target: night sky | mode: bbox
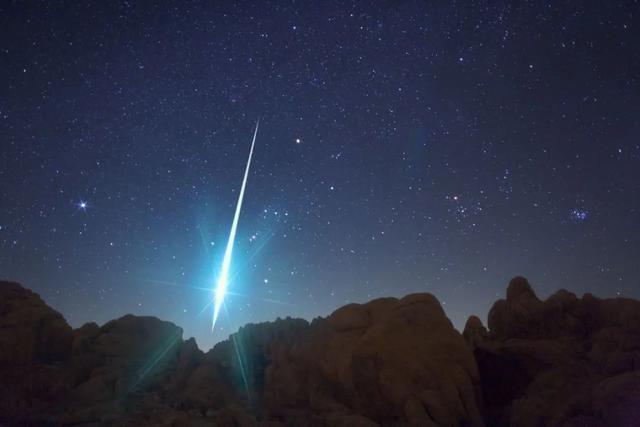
[1,1,639,350]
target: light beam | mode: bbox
[212,120,259,330]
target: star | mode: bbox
[2,0,637,353]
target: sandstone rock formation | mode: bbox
[0,281,73,366]
[0,281,73,423]
[464,276,640,427]
[2,277,640,426]
[214,294,484,426]
[298,294,482,426]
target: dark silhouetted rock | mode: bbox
[0,280,73,365]
[4,277,640,426]
[463,315,488,350]
[64,314,185,424]
[473,277,640,427]
[0,281,74,423]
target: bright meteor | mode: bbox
[212,120,260,330]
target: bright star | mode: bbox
[78,201,88,211]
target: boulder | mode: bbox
[264,293,485,426]
[0,281,73,423]
[65,314,184,423]
[463,315,488,350]
[0,280,73,365]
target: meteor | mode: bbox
[212,120,259,330]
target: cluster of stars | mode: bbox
[570,209,588,222]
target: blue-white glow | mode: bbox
[570,208,588,222]
[212,120,260,330]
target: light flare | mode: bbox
[212,120,260,330]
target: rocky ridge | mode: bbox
[1,277,639,426]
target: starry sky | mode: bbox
[1,1,639,350]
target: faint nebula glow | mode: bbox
[212,120,260,330]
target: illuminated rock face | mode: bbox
[3,277,640,426]
[260,294,484,426]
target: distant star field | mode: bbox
[1,1,639,349]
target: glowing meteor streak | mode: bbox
[212,120,259,330]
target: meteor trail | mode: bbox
[212,120,259,330]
